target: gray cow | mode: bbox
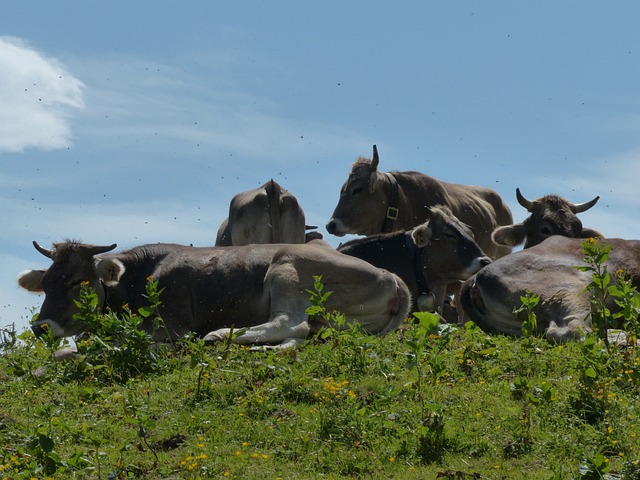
[459,236,640,342]
[216,179,319,246]
[18,239,411,349]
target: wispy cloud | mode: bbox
[0,36,85,153]
[74,55,366,163]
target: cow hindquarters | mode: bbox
[376,274,412,335]
[323,272,411,336]
[203,261,311,348]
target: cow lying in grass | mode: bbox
[18,239,411,350]
[460,236,640,342]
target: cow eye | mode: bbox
[443,228,457,240]
[540,226,552,236]
[351,187,363,196]
[67,279,84,289]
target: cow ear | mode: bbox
[580,228,604,240]
[95,258,125,286]
[411,221,433,248]
[492,224,526,247]
[17,269,46,292]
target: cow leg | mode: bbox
[202,311,310,347]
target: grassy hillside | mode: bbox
[1,310,639,479]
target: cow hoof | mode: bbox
[202,332,224,344]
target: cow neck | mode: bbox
[381,172,399,233]
[403,232,431,300]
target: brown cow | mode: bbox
[460,236,640,342]
[491,188,602,249]
[216,179,319,246]
[326,145,513,260]
[18,239,410,349]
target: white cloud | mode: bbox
[0,36,85,152]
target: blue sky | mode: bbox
[2,2,640,332]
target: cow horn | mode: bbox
[32,241,53,259]
[371,144,379,171]
[515,188,534,211]
[88,244,118,256]
[571,195,600,213]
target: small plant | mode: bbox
[70,280,171,383]
[404,311,451,463]
[405,311,446,392]
[0,323,19,354]
[578,239,615,345]
[508,375,556,457]
[185,335,214,401]
[572,334,610,424]
[306,275,345,335]
[609,269,640,345]
[306,275,372,374]
[579,448,610,479]
[513,290,540,341]
[138,277,168,336]
[19,403,91,477]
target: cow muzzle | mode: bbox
[31,319,66,339]
[326,219,346,236]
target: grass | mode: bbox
[2,318,640,479]
[1,240,640,479]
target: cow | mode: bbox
[216,179,320,246]
[337,205,491,316]
[326,145,513,261]
[18,239,411,349]
[491,188,602,249]
[459,236,640,342]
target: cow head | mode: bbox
[18,240,122,338]
[411,205,492,285]
[326,145,389,236]
[491,188,602,249]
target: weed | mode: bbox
[69,281,171,384]
[404,311,452,463]
[513,290,540,341]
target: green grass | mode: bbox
[2,318,640,479]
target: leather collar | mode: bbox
[381,172,399,233]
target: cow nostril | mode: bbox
[480,257,492,267]
[326,221,336,234]
[31,323,46,338]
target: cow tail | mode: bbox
[266,179,282,243]
[379,274,412,336]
